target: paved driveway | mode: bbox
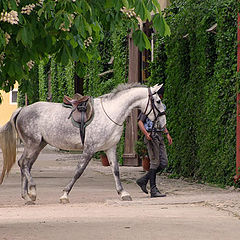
[0,147,240,240]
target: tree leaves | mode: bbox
[122,0,129,9]
[152,0,162,13]
[153,14,171,37]
[75,15,87,38]
[133,30,151,51]
[0,0,170,90]
[105,0,115,9]
[0,30,5,48]
[135,0,147,21]
[16,25,34,47]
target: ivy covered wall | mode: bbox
[18,64,39,106]
[83,23,129,164]
[38,58,75,102]
[150,0,239,186]
[18,58,75,105]
[83,24,129,97]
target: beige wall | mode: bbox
[159,0,170,10]
[0,83,18,126]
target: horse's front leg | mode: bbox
[60,150,94,204]
[106,146,132,201]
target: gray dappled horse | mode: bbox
[0,83,166,204]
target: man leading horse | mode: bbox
[136,85,172,198]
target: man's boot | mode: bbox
[136,172,150,194]
[149,169,166,198]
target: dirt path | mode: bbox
[0,147,240,240]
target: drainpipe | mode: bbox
[234,12,240,182]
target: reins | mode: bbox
[100,98,123,127]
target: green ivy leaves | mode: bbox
[153,0,239,186]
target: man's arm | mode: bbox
[138,120,152,141]
[163,127,172,145]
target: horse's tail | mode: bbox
[0,108,22,184]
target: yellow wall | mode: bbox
[0,83,18,126]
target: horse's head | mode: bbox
[142,84,166,129]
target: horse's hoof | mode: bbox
[28,194,36,202]
[59,197,70,204]
[121,195,132,201]
[120,192,132,201]
[60,191,70,204]
[25,201,35,205]
[23,194,36,203]
[28,186,37,201]
[120,190,132,201]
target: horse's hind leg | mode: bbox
[19,163,30,202]
[60,150,94,204]
[18,143,46,203]
[18,151,39,203]
[106,146,132,201]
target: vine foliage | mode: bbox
[149,0,239,186]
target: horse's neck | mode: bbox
[104,87,147,124]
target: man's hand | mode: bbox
[166,133,173,145]
[145,132,152,141]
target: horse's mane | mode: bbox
[101,83,147,100]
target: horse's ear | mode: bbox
[151,84,163,94]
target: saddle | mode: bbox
[63,93,94,145]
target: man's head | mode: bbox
[157,85,164,99]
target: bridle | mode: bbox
[100,87,165,128]
[143,88,166,131]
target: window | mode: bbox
[10,89,18,104]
